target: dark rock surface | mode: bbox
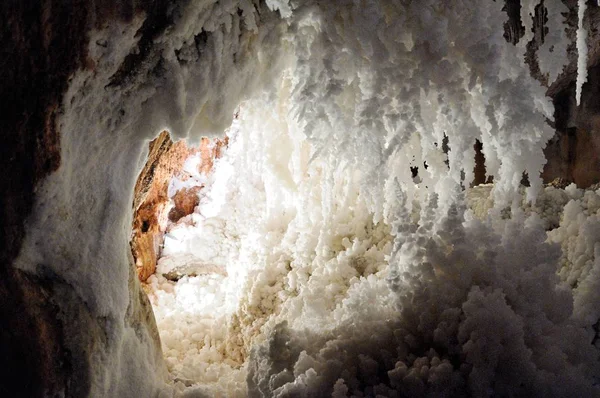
[1,1,89,395]
[0,1,171,396]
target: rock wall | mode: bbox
[1,2,93,395]
[131,131,197,281]
[472,1,600,188]
[131,133,229,282]
[540,1,600,188]
[0,1,172,396]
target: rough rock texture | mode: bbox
[199,135,229,175]
[0,272,68,397]
[131,132,228,281]
[503,0,525,45]
[131,131,198,281]
[471,2,600,188]
[168,186,202,222]
[1,1,90,395]
[540,1,600,188]
[545,61,600,187]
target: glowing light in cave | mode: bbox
[134,2,599,396]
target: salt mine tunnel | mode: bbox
[3,0,600,397]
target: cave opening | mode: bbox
[131,124,243,387]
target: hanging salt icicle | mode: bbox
[538,1,569,85]
[576,0,588,106]
[519,0,537,47]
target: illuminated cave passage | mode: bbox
[4,1,600,397]
[131,130,240,388]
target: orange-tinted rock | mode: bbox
[134,231,163,282]
[131,132,228,281]
[131,131,199,281]
[199,137,214,175]
[168,186,202,222]
[215,136,229,158]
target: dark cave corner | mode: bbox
[0,1,172,396]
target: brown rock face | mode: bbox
[169,186,202,222]
[131,132,229,281]
[199,135,229,174]
[131,131,198,281]
[479,1,600,189]
[0,269,68,397]
[572,116,600,187]
[544,62,600,188]
[526,1,600,188]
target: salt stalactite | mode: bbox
[576,0,588,105]
[519,0,538,46]
[537,1,570,84]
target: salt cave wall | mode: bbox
[0,2,142,396]
[0,0,286,396]
[1,0,600,397]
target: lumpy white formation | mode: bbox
[150,113,600,396]
[14,1,598,396]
